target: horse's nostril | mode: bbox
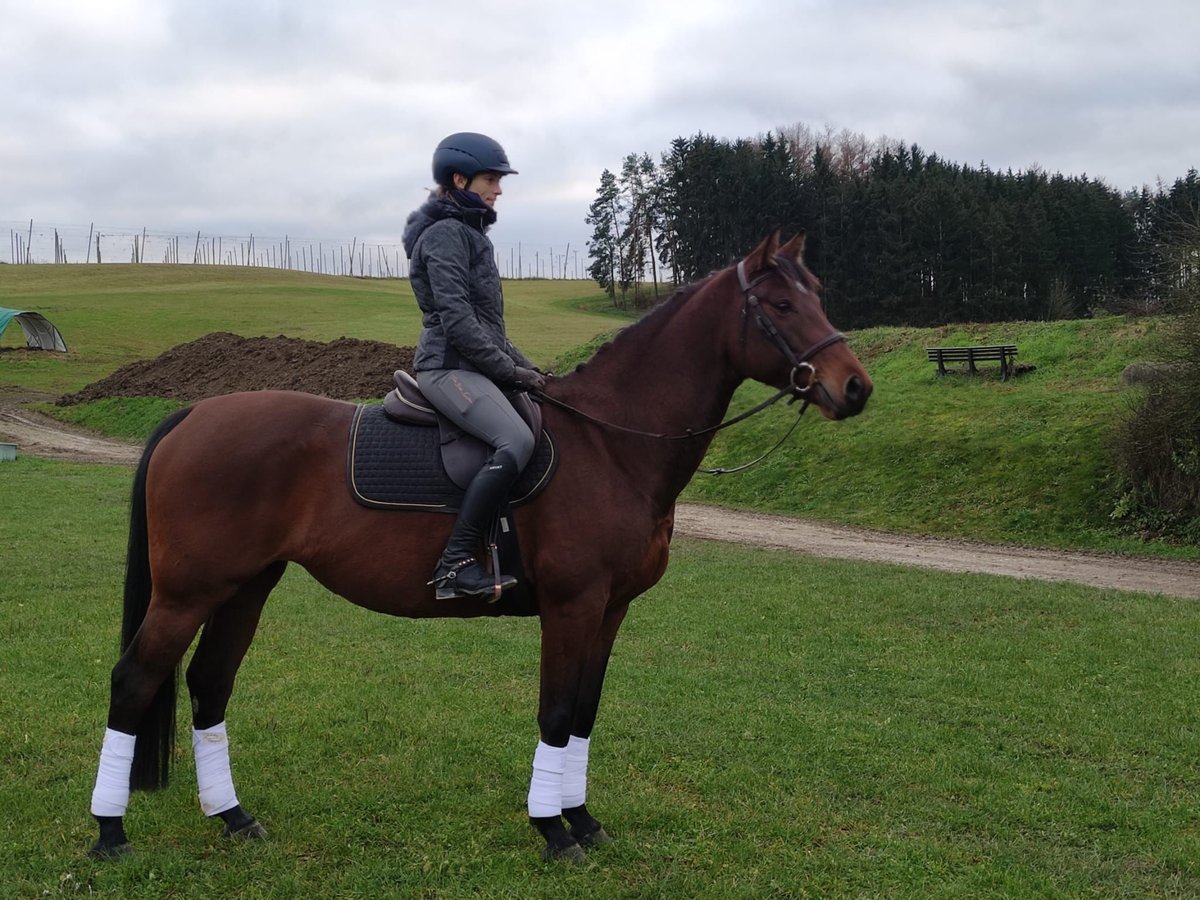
[845,374,869,407]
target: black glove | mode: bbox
[510,366,546,392]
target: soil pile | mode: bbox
[58,332,415,405]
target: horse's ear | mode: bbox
[779,231,807,262]
[750,230,782,270]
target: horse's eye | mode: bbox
[773,300,792,312]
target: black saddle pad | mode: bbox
[347,404,557,512]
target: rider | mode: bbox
[402,132,545,600]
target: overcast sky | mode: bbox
[3,0,1198,269]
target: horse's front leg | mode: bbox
[558,601,629,849]
[527,597,631,860]
[527,598,611,862]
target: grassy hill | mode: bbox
[0,264,622,395]
[681,318,1183,554]
[1,264,1188,556]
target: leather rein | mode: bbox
[535,255,847,475]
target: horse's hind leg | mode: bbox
[91,601,213,857]
[185,562,285,841]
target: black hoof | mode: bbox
[89,815,130,859]
[574,825,611,848]
[542,841,586,864]
[87,839,132,860]
[224,819,267,840]
[217,804,268,840]
[530,814,585,864]
[563,804,611,848]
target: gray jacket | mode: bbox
[402,193,532,384]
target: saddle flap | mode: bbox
[378,371,547,490]
[348,404,558,508]
[384,370,438,426]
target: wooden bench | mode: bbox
[926,345,1018,381]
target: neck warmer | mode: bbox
[450,188,497,230]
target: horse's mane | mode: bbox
[562,253,824,378]
[564,276,712,375]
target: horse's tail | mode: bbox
[125,406,193,793]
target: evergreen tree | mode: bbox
[595,123,1184,327]
[585,169,621,302]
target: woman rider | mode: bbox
[402,132,546,600]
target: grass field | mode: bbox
[4,264,1190,557]
[3,267,1199,895]
[2,455,1199,897]
[0,265,623,396]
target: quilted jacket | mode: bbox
[402,193,532,384]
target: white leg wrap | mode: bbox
[91,728,136,817]
[562,735,590,808]
[193,721,239,816]
[526,740,567,818]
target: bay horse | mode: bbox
[88,231,872,862]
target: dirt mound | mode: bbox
[58,332,415,405]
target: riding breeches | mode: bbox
[414,368,535,470]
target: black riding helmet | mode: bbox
[432,132,518,188]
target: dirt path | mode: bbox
[0,399,141,465]
[673,506,1200,599]
[4,399,1198,599]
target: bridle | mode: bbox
[534,254,849,474]
[735,256,847,399]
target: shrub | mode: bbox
[1111,225,1200,539]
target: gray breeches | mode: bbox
[415,368,535,470]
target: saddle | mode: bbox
[344,373,553,617]
[346,372,556,513]
[382,370,544,489]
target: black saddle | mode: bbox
[347,372,556,513]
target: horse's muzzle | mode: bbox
[820,372,872,420]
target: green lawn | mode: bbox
[1,455,1198,897]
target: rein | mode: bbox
[534,254,847,475]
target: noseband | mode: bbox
[736,257,847,396]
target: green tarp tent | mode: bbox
[0,307,68,351]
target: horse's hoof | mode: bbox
[542,841,586,864]
[573,825,612,848]
[223,819,267,840]
[563,805,611,849]
[87,840,132,860]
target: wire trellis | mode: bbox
[4,220,589,280]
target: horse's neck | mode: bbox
[552,279,741,510]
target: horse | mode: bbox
[88,230,872,862]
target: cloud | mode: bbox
[2,0,1198,266]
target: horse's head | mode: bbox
[729,231,872,420]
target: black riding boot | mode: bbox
[430,452,520,600]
